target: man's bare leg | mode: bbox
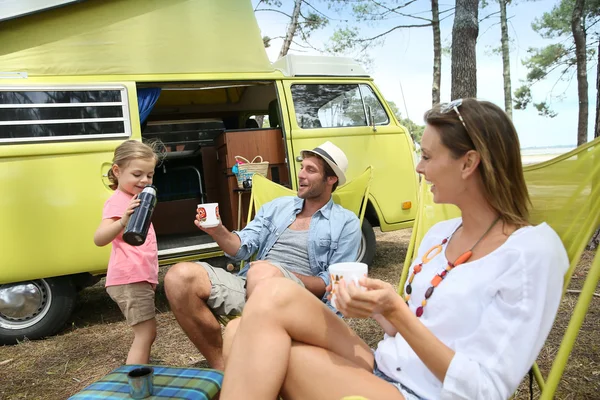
[245,261,285,297]
[164,262,225,370]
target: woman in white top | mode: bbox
[219,99,569,400]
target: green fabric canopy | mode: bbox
[0,0,274,77]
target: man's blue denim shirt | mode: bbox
[226,196,361,302]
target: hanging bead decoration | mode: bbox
[403,217,500,318]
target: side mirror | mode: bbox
[368,106,377,132]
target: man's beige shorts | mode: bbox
[198,261,304,317]
[106,282,155,326]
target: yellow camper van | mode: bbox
[0,0,418,343]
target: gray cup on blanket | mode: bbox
[127,367,154,399]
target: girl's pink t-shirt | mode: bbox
[102,189,159,287]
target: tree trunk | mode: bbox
[595,36,600,139]
[451,0,479,100]
[279,0,302,59]
[588,36,599,251]
[590,35,600,251]
[572,0,588,146]
[589,229,600,250]
[431,0,441,106]
[499,0,512,119]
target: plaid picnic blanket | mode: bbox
[68,365,223,399]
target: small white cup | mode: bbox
[329,262,368,310]
[197,203,220,228]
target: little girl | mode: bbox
[94,140,160,365]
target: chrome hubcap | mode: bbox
[357,231,367,262]
[0,280,51,329]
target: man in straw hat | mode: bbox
[165,141,360,370]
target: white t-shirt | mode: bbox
[374,218,568,400]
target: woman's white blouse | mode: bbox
[374,218,568,399]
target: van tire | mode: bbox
[0,276,76,345]
[357,219,376,266]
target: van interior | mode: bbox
[138,81,290,259]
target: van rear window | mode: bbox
[0,87,130,143]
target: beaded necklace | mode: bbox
[404,217,500,317]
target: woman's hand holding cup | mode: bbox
[328,262,368,314]
[334,277,401,319]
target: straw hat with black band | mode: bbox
[300,141,348,186]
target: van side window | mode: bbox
[0,87,130,143]
[290,83,388,129]
[359,84,389,125]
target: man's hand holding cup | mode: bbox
[195,203,221,233]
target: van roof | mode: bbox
[273,55,369,78]
[0,0,275,77]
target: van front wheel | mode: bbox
[357,219,376,266]
[0,276,76,345]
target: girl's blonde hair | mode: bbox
[107,140,163,190]
[424,99,531,228]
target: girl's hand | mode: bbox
[120,195,140,228]
[334,277,402,318]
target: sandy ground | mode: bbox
[0,228,598,399]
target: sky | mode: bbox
[253,0,597,148]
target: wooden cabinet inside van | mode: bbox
[214,128,289,231]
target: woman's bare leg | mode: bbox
[281,343,405,400]
[222,317,241,364]
[220,278,375,400]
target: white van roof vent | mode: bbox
[0,72,27,79]
[0,0,80,22]
[273,55,369,78]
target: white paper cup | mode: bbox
[329,262,368,310]
[197,203,220,228]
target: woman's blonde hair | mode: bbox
[107,140,163,190]
[424,98,531,227]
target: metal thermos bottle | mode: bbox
[123,185,157,246]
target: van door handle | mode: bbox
[101,162,112,176]
[101,162,113,189]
